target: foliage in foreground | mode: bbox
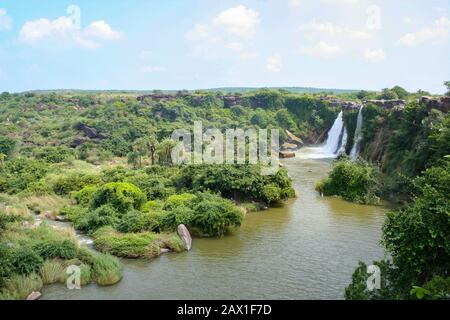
[345,162,450,300]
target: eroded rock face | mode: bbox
[419,96,450,114]
[177,224,192,251]
[365,99,406,110]
[74,123,105,140]
[319,97,360,110]
[285,130,304,147]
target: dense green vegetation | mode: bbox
[0,90,305,299]
[315,158,380,204]
[325,87,450,300]
[1,87,448,300]
[0,214,122,299]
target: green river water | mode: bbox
[43,149,388,300]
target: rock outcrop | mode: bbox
[319,97,360,110]
[419,96,450,114]
[364,99,406,110]
[74,123,105,140]
[177,224,192,251]
[285,130,304,147]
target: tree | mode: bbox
[156,139,177,166]
[0,137,15,156]
[378,88,399,100]
[391,86,409,100]
[127,151,140,169]
[444,81,450,96]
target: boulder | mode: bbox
[285,130,304,146]
[281,142,298,150]
[279,151,296,158]
[177,224,192,251]
[26,291,42,300]
[44,211,54,220]
[74,123,105,140]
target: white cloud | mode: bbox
[266,54,282,72]
[299,21,370,40]
[300,41,341,58]
[362,48,385,63]
[19,15,122,49]
[83,20,123,40]
[140,66,166,73]
[212,5,260,38]
[0,8,12,31]
[397,16,450,47]
[186,6,260,60]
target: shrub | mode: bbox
[163,193,196,211]
[9,247,44,275]
[52,173,102,196]
[0,158,49,194]
[33,239,78,260]
[115,209,160,233]
[261,184,282,204]
[190,193,244,237]
[160,206,194,231]
[73,185,97,206]
[91,182,146,213]
[33,146,76,163]
[141,200,164,213]
[316,158,380,204]
[75,204,120,234]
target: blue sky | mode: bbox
[0,0,449,93]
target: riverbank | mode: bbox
[41,155,388,300]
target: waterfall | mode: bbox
[337,127,348,155]
[350,105,364,160]
[296,110,347,159]
[324,111,345,154]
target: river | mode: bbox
[42,150,388,300]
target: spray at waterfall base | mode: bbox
[170,121,280,175]
[297,107,364,160]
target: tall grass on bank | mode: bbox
[77,246,122,286]
[0,273,43,300]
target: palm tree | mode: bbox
[156,139,177,166]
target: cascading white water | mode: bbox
[297,110,347,159]
[350,105,364,160]
[324,111,345,154]
[337,127,348,155]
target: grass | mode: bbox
[23,195,70,217]
[93,226,185,258]
[39,259,66,285]
[0,273,43,300]
[77,246,122,286]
